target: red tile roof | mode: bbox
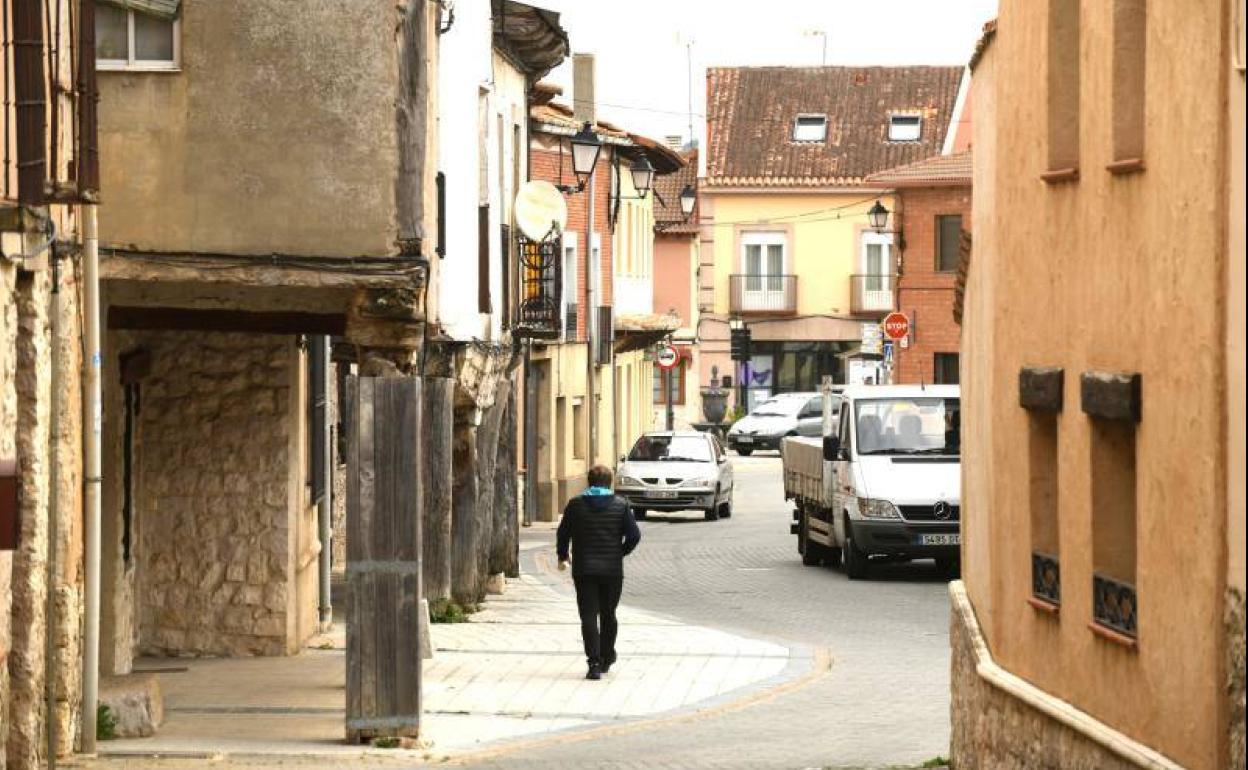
[705,65,964,188]
[654,149,698,234]
[969,19,998,72]
[865,150,972,187]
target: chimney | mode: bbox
[665,134,684,151]
[573,53,595,125]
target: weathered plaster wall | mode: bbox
[959,2,1232,767]
[96,0,401,257]
[134,332,300,657]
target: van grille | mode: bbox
[899,504,960,522]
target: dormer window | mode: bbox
[888,114,922,142]
[793,114,828,142]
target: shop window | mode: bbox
[1046,0,1081,176]
[1110,0,1146,168]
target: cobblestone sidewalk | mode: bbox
[85,541,814,766]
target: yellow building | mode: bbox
[700,66,967,410]
[954,4,1245,768]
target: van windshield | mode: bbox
[853,397,960,456]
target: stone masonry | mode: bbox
[950,586,1139,770]
[135,331,295,657]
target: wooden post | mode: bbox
[490,389,520,578]
[345,376,423,743]
[473,389,507,596]
[421,377,454,603]
[450,417,480,606]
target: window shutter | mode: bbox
[478,205,491,313]
[500,224,512,328]
[595,306,613,365]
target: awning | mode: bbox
[98,0,181,21]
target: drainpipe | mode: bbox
[80,204,102,754]
[46,232,63,769]
[313,336,332,629]
[586,163,597,465]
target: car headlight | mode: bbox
[681,477,714,488]
[618,475,643,487]
[857,497,901,519]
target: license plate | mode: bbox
[918,533,960,546]
[647,490,679,499]
[737,436,753,444]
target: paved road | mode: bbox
[464,452,954,770]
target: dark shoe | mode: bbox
[602,654,617,674]
[586,663,603,680]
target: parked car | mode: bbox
[781,384,961,579]
[616,431,734,521]
[726,391,838,455]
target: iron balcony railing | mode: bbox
[729,274,798,314]
[850,273,898,314]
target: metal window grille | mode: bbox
[515,231,562,340]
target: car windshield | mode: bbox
[751,399,804,417]
[853,397,960,456]
[628,435,713,462]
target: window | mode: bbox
[793,114,828,142]
[1090,420,1137,639]
[853,397,959,456]
[96,4,179,71]
[562,232,579,339]
[652,360,686,406]
[1111,0,1146,165]
[741,232,785,291]
[572,400,586,460]
[934,353,960,385]
[1046,0,1081,174]
[1029,411,1061,608]
[888,115,922,142]
[478,205,491,313]
[628,434,713,462]
[936,215,963,272]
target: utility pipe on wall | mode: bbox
[80,204,102,754]
[46,237,62,769]
[314,336,333,629]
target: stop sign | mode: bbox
[656,345,680,370]
[881,312,910,341]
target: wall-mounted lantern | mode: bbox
[556,121,603,195]
[629,155,655,199]
[868,200,890,231]
[679,185,696,220]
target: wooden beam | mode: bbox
[108,306,346,335]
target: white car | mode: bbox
[726,391,840,455]
[615,431,734,521]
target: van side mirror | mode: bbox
[822,435,841,462]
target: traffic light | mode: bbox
[730,327,752,361]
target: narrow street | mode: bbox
[464,453,953,770]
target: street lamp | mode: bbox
[629,155,656,198]
[557,121,602,194]
[679,184,696,220]
[867,200,890,231]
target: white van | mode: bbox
[785,384,960,579]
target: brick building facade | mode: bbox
[867,152,971,385]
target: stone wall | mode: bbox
[950,585,1147,770]
[135,331,296,657]
[1229,587,1246,770]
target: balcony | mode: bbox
[729,274,798,315]
[850,274,897,315]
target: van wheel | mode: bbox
[842,519,868,580]
[823,543,842,568]
[935,555,960,579]
[800,518,822,566]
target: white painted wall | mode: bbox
[612,165,655,316]
[436,7,528,342]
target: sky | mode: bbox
[537,0,999,146]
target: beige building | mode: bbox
[2,1,95,764]
[954,3,1245,769]
[652,147,703,428]
[93,0,437,688]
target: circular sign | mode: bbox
[881,312,910,341]
[514,180,568,241]
[656,345,680,370]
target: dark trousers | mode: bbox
[573,574,624,666]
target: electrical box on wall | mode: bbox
[1,458,19,550]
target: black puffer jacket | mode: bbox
[556,494,641,577]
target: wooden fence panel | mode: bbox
[345,376,422,742]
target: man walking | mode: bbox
[556,464,642,680]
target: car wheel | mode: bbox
[842,518,868,580]
[734,447,753,456]
[718,500,732,519]
[704,506,719,522]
